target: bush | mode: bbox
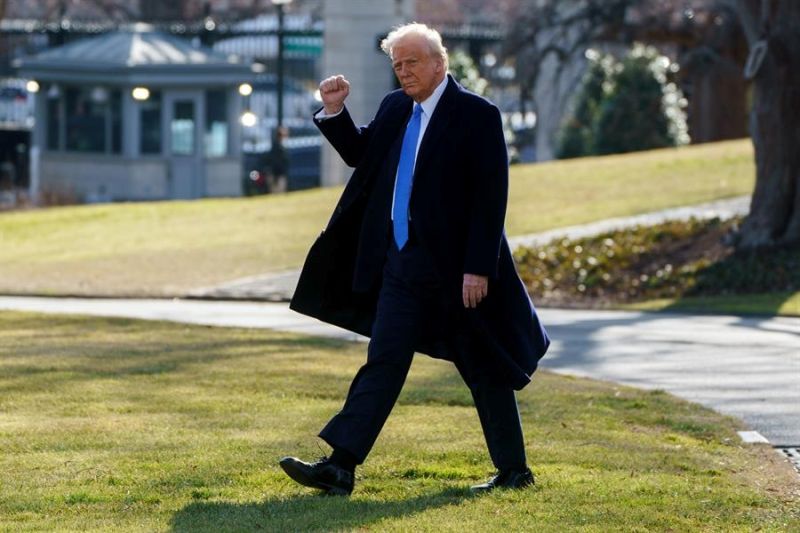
[557,44,689,159]
[448,49,489,97]
[556,52,611,159]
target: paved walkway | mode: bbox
[188,196,751,302]
[1,296,797,446]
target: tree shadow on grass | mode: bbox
[0,328,358,395]
[662,243,800,317]
[663,291,799,317]
[170,487,470,532]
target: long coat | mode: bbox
[290,75,550,390]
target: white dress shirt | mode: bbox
[392,76,448,219]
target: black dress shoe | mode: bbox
[279,456,354,496]
[470,468,535,493]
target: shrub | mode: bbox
[557,44,689,159]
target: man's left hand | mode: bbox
[463,274,488,308]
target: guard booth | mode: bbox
[15,23,254,201]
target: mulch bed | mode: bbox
[514,217,799,308]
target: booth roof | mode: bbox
[16,24,253,84]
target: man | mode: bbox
[267,126,289,193]
[281,23,550,496]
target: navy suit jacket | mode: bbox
[291,74,550,389]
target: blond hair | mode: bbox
[380,22,448,70]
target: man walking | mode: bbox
[282,23,550,495]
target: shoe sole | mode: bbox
[279,459,351,496]
[470,477,535,494]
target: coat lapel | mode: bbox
[381,96,413,152]
[413,74,459,179]
[340,93,410,212]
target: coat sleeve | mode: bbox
[313,106,370,167]
[463,103,508,279]
[313,93,396,168]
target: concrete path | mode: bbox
[1,296,797,446]
[189,196,751,302]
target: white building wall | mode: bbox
[320,0,414,186]
[40,154,168,201]
[127,160,170,198]
[39,154,241,201]
[205,157,242,197]
[122,91,138,158]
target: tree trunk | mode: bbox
[685,61,749,143]
[682,13,751,144]
[738,0,800,248]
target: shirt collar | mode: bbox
[417,75,449,118]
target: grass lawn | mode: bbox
[1,312,797,531]
[624,292,800,317]
[0,139,754,297]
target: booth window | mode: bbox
[46,88,61,150]
[110,90,122,154]
[171,100,195,155]
[205,89,228,157]
[140,91,162,154]
[64,86,121,154]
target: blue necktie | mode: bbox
[393,104,423,250]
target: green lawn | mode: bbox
[626,292,800,317]
[0,139,754,297]
[504,139,753,236]
[1,312,797,532]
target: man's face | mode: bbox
[391,36,445,103]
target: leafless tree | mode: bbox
[508,0,799,248]
[504,0,749,143]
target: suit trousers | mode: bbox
[318,239,527,470]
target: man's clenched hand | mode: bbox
[319,75,350,115]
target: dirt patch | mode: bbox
[742,445,800,510]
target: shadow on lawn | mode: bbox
[662,244,800,317]
[170,488,470,532]
[664,291,799,317]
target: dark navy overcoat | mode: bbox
[290,75,549,390]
